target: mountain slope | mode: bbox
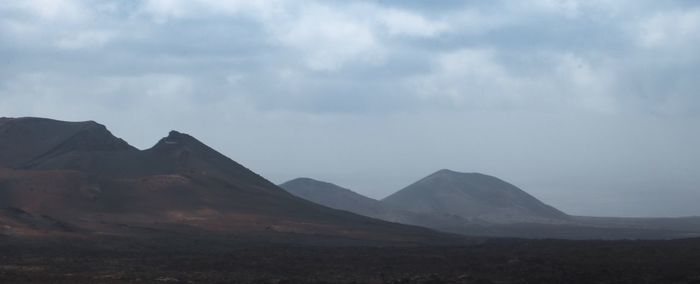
[0,117,457,244]
[383,169,568,224]
[279,177,474,232]
[281,178,387,218]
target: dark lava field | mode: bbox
[2,236,700,284]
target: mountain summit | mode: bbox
[0,117,135,169]
[382,169,568,223]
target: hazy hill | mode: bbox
[281,178,387,218]
[383,169,568,224]
[282,171,700,239]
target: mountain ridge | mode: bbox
[0,117,135,169]
[0,117,460,244]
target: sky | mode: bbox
[1,0,699,217]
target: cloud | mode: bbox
[56,29,118,49]
[410,48,525,108]
[269,4,384,72]
[380,8,448,37]
[2,0,89,21]
[0,72,195,110]
[638,8,700,49]
[139,0,280,20]
[2,0,700,216]
[529,0,583,18]
[1,0,696,115]
[408,48,616,113]
[137,0,448,71]
[553,53,617,113]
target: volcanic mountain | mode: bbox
[282,171,700,239]
[383,169,568,224]
[0,117,453,244]
[281,178,387,218]
[280,178,457,231]
[280,173,572,235]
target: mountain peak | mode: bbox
[146,130,281,189]
[0,117,135,168]
[435,169,457,174]
[431,169,490,178]
[429,170,500,185]
[282,178,343,192]
[433,169,466,176]
[166,130,193,141]
[383,170,568,222]
[285,177,330,186]
[153,130,202,149]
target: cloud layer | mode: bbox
[1,0,699,217]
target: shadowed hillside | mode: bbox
[0,117,461,244]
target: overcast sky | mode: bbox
[1,0,699,217]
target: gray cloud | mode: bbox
[1,0,699,217]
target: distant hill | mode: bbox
[280,178,436,225]
[281,178,387,218]
[0,117,457,244]
[383,169,568,224]
[282,171,700,239]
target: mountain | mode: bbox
[0,117,456,244]
[282,171,700,239]
[383,169,568,224]
[280,178,389,217]
[280,173,576,237]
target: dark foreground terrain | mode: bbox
[2,236,700,284]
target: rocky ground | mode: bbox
[1,236,700,283]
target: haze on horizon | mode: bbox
[0,0,698,218]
